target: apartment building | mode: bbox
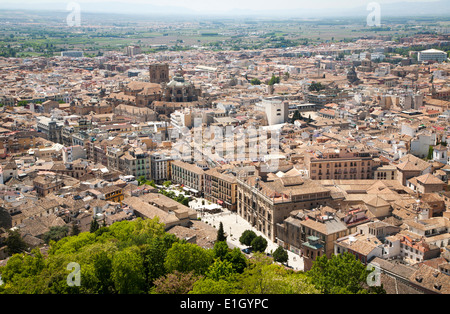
[396,154,432,186]
[62,145,86,163]
[403,217,450,249]
[97,185,124,204]
[417,49,448,63]
[70,97,113,116]
[407,173,446,194]
[277,205,348,267]
[33,175,64,197]
[382,233,441,264]
[204,169,238,211]
[170,160,205,195]
[237,175,333,242]
[0,131,39,154]
[374,165,398,180]
[260,99,289,126]
[119,148,151,180]
[334,233,385,266]
[107,146,125,171]
[36,116,63,144]
[150,151,172,183]
[125,45,141,57]
[49,160,88,180]
[170,108,193,130]
[306,147,378,180]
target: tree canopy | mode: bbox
[250,236,268,253]
[239,229,257,247]
[307,252,385,294]
[272,246,289,264]
[0,218,384,295]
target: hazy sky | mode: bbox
[2,0,443,13]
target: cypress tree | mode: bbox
[71,223,81,236]
[90,217,99,233]
[217,222,227,242]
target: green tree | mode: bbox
[138,176,146,186]
[309,82,325,92]
[239,230,257,247]
[268,74,280,85]
[181,197,190,207]
[250,236,268,253]
[92,250,114,294]
[112,246,146,294]
[141,234,178,288]
[427,146,434,160]
[43,226,69,244]
[205,258,236,281]
[71,223,81,236]
[213,241,229,261]
[5,229,28,255]
[250,78,261,85]
[189,277,239,294]
[225,248,247,274]
[272,246,288,263]
[90,217,99,233]
[152,270,199,294]
[237,253,318,294]
[164,242,214,276]
[217,222,227,242]
[0,219,171,294]
[307,252,384,294]
[0,249,46,293]
[163,181,172,188]
[291,110,302,123]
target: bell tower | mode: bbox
[149,63,169,84]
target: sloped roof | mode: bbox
[416,173,445,185]
[399,154,430,172]
[409,264,450,294]
[397,161,421,172]
[365,195,390,207]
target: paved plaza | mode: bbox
[190,198,304,271]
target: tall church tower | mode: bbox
[149,63,170,84]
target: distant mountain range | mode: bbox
[0,0,449,18]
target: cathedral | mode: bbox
[347,66,360,85]
[161,70,201,103]
[108,63,202,109]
